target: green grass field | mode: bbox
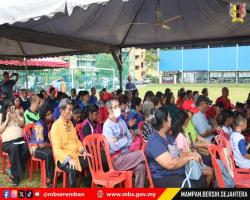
[138,83,250,104]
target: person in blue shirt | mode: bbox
[89,87,97,105]
[70,88,80,106]
[146,107,207,188]
[118,94,136,129]
[125,75,137,91]
[127,97,143,130]
[230,114,250,168]
[29,104,54,188]
[46,87,58,109]
[52,92,68,120]
[103,98,146,188]
[77,90,90,111]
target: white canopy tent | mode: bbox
[0,0,249,88]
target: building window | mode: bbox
[135,55,140,60]
[135,65,139,70]
[141,62,144,69]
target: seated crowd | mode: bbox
[1,76,250,188]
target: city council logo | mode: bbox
[230,3,247,23]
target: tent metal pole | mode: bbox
[181,46,184,83]
[207,45,210,84]
[71,67,74,88]
[24,57,28,89]
[236,43,239,84]
[112,49,123,89]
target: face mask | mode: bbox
[113,108,121,118]
[125,106,130,113]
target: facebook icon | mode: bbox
[2,190,10,198]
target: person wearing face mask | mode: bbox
[146,107,207,188]
[103,98,146,188]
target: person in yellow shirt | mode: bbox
[61,78,66,93]
[50,98,91,187]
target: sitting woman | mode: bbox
[141,101,155,142]
[0,101,29,186]
[29,104,55,188]
[80,105,103,141]
[164,92,179,121]
[172,110,213,187]
[14,96,24,117]
[146,107,207,188]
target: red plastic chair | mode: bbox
[141,142,154,188]
[138,121,144,132]
[215,127,230,141]
[215,135,250,175]
[208,144,226,188]
[0,138,11,173]
[2,152,11,174]
[48,133,67,188]
[75,123,83,140]
[0,137,2,157]
[209,143,250,188]
[23,123,47,188]
[82,134,132,188]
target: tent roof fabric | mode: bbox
[0,0,250,58]
[0,58,69,70]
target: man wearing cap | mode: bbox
[125,75,137,91]
[1,72,18,99]
[192,95,216,142]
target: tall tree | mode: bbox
[145,49,159,74]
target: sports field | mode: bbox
[138,83,250,105]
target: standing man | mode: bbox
[46,87,58,109]
[90,87,97,105]
[70,88,80,106]
[1,72,18,99]
[125,75,137,91]
[20,89,30,111]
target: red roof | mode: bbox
[0,57,69,70]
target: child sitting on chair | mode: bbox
[230,114,250,168]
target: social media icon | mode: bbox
[10,190,18,198]
[34,192,40,197]
[2,190,10,199]
[18,190,25,198]
[26,190,33,198]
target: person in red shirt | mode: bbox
[177,91,187,109]
[216,87,233,110]
[98,92,112,125]
[206,102,224,127]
